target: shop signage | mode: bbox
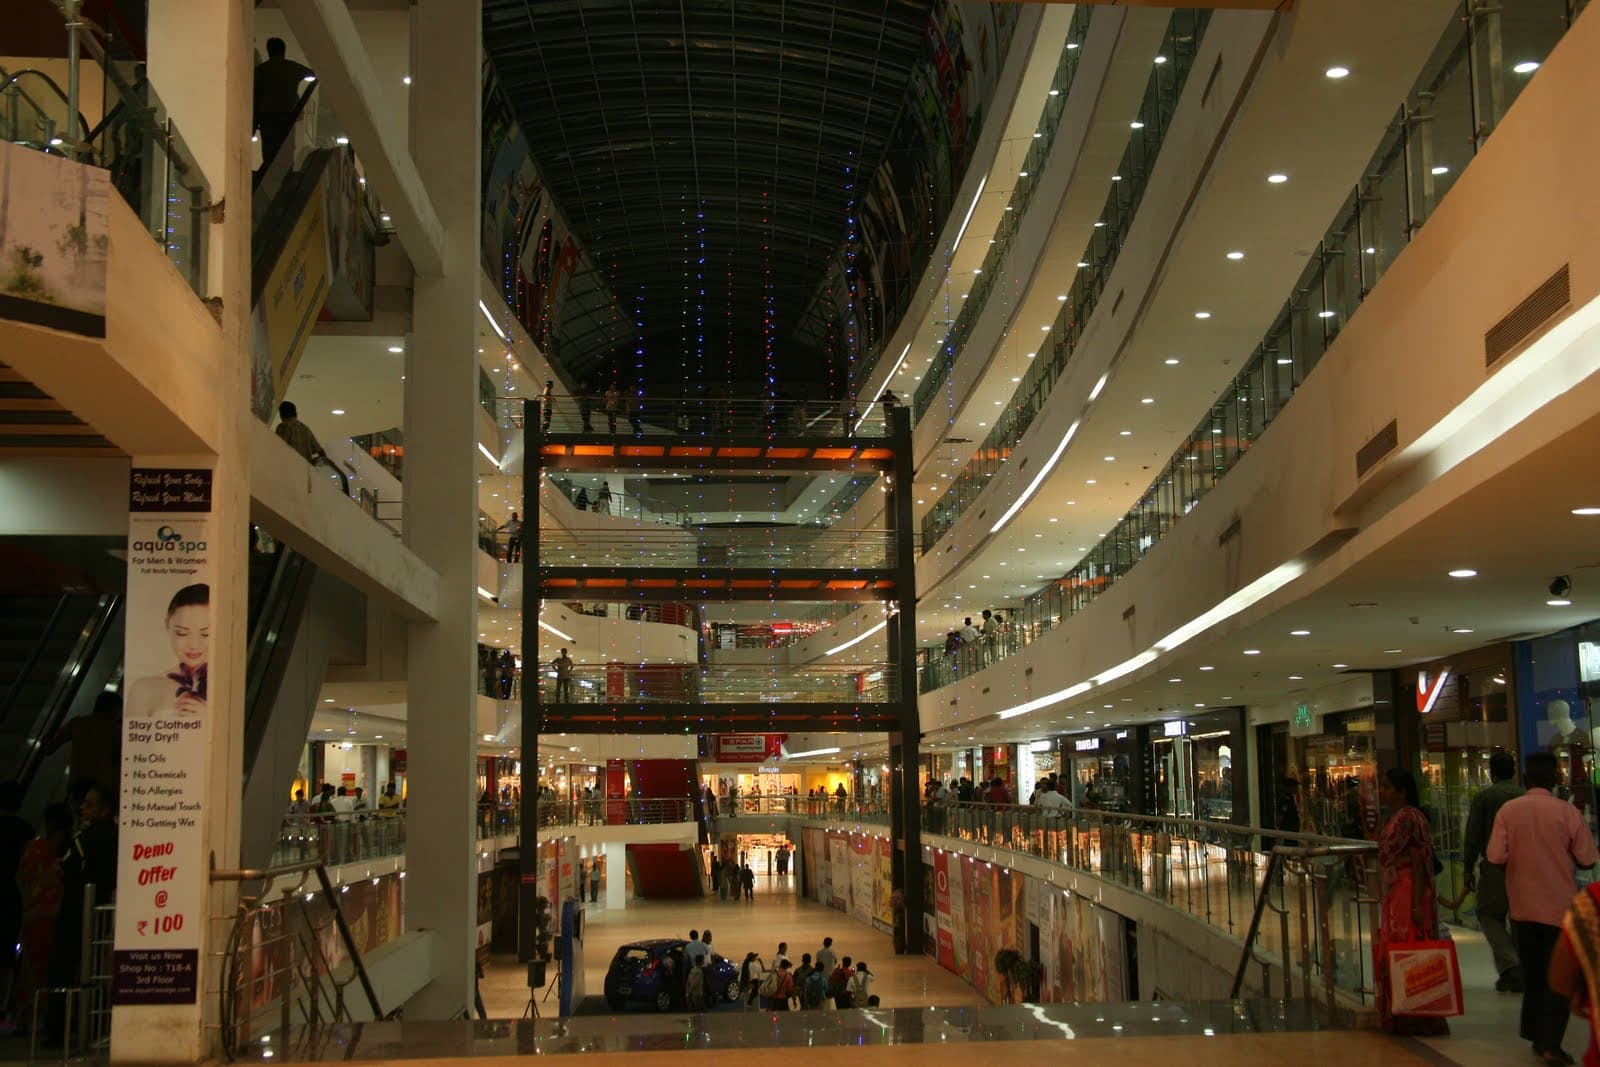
[1416,670,1451,715]
[1163,721,1187,738]
[1290,703,1320,737]
[1073,738,1100,752]
[714,733,788,762]
[112,468,214,1005]
[1029,740,1053,753]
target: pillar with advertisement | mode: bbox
[110,469,216,1009]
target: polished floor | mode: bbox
[478,872,984,1017]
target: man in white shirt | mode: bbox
[1037,783,1071,817]
[960,617,981,675]
[684,929,710,968]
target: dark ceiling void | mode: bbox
[483,0,934,395]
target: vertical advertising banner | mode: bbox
[947,851,967,977]
[934,850,955,971]
[112,469,214,1005]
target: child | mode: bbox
[685,958,706,1011]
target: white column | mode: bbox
[401,0,480,1018]
[604,843,628,910]
[110,2,252,1063]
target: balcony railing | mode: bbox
[911,5,1095,419]
[538,662,896,704]
[706,794,888,822]
[919,9,1211,548]
[540,527,896,571]
[536,394,896,439]
[919,0,1586,694]
[926,802,1378,1011]
[532,797,697,828]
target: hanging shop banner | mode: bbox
[934,850,955,971]
[111,468,214,1005]
[714,733,787,763]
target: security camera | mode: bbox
[1551,575,1574,598]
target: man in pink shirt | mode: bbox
[1488,751,1600,1066]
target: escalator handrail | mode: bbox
[242,548,319,782]
[251,79,319,192]
[0,66,93,143]
[11,593,123,795]
[0,594,71,733]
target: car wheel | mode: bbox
[723,981,740,1003]
[606,996,624,1011]
[655,989,673,1012]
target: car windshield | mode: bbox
[617,947,652,962]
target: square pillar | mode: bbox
[401,0,481,1018]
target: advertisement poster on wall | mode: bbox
[933,851,956,971]
[947,850,968,977]
[111,468,214,1004]
[802,827,824,901]
[0,142,109,336]
[963,856,990,999]
[827,832,849,911]
[850,834,874,927]
[873,836,894,933]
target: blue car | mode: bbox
[604,939,741,1011]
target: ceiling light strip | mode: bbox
[989,419,1079,534]
[949,176,987,259]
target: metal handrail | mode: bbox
[211,858,383,1059]
[0,65,91,141]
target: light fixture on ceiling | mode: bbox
[1513,60,1541,74]
[1243,649,1261,656]
[1165,358,1180,365]
[1325,66,1350,79]
[1452,628,1475,634]
[1130,120,1145,129]
[1267,173,1289,184]
[331,408,345,415]
[1226,251,1244,261]
[1198,666,1214,672]
[1332,663,1348,669]
[1383,648,1404,654]
[1431,165,1450,176]
[1154,55,1168,65]
[1448,568,1477,578]
[387,345,403,353]
[1290,629,1310,637]
[1549,598,1573,607]
[1571,507,1600,516]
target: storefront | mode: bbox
[1144,708,1247,823]
[1516,622,1600,839]
[1259,708,1378,841]
[1066,729,1141,812]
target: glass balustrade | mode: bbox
[920,10,1211,549]
[537,662,896,704]
[538,394,895,439]
[540,527,895,570]
[918,0,1586,694]
[911,5,1095,417]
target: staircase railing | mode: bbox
[210,859,384,1061]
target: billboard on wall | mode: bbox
[714,733,787,763]
[0,142,109,336]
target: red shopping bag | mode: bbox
[1387,939,1464,1017]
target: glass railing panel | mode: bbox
[920,11,1212,549]
[0,67,80,149]
[912,6,1094,416]
[538,663,896,704]
[916,1,1582,694]
[925,803,1379,1005]
[539,527,894,570]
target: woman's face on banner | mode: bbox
[168,602,210,669]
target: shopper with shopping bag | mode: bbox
[1374,768,1456,1035]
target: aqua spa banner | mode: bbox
[111,468,215,1004]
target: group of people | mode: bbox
[1380,753,1600,1067]
[539,380,644,438]
[940,610,1015,678]
[0,768,120,1041]
[709,854,760,901]
[671,930,878,1013]
[701,782,852,818]
[569,482,614,514]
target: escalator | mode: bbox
[1,535,350,868]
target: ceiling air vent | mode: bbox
[1355,419,1398,479]
[1486,265,1570,368]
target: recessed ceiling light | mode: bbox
[1049,517,1059,523]
[1365,246,1377,255]
[1077,261,1090,268]
[387,345,403,353]
[1103,456,1115,462]
[1448,568,1477,578]
[1383,648,1403,654]
[1452,628,1475,634]
[1226,251,1244,261]
[1198,666,1214,672]
[1243,649,1261,656]
[1290,629,1310,637]
[1548,598,1572,607]
[1085,479,1096,485]
[331,408,345,415]
[1194,311,1212,319]
[1267,173,1289,184]
[1571,508,1600,516]
[1057,294,1068,301]
[1325,66,1350,79]
[1140,397,1154,405]
[1130,120,1145,129]
[1168,678,1181,684]
[1288,675,1304,681]
[1332,663,1348,669]
[1154,55,1168,65]
[1431,165,1450,176]
[1049,88,1061,96]
[1041,324,1051,331]
[1119,430,1131,436]
[1318,310,1336,318]
[1018,171,1028,178]
[1513,60,1541,74]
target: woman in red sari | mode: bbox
[14,804,71,1025]
[1552,883,1600,1067]
[1375,767,1448,1035]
